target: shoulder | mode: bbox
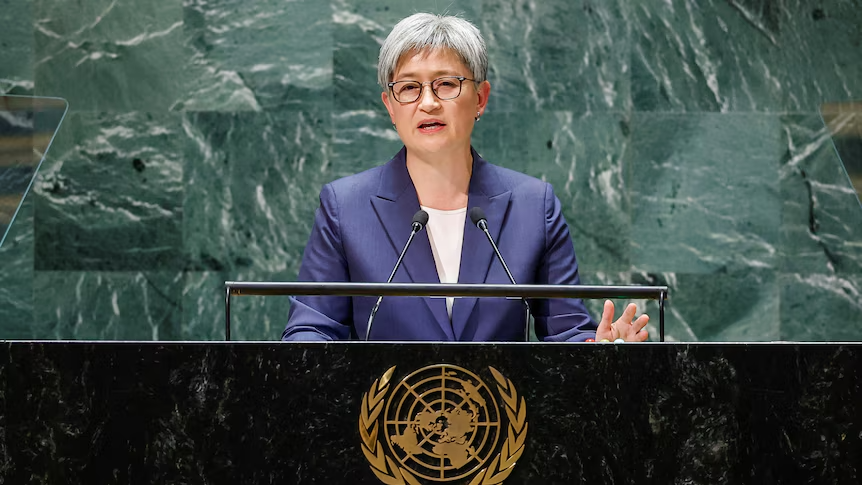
[491,164,547,190]
[476,155,554,201]
[318,161,395,213]
[323,147,410,203]
[326,164,386,197]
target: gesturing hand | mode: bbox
[595,300,649,342]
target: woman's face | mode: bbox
[381,48,490,161]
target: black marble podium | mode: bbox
[1,342,859,484]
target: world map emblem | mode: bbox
[359,364,528,484]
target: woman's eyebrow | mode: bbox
[394,69,462,79]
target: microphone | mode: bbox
[365,209,429,340]
[469,207,532,342]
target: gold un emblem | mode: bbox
[359,364,528,485]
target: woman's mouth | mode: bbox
[418,121,446,132]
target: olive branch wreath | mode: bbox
[358,366,527,485]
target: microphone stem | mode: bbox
[481,226,532,342]
[365,227,419,341]
[365,296,384,341]
[387,228,418,283]
[480,226,516,285]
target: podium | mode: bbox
[2,341,859,484]
[224,282,670,341]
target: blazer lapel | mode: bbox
[370,148,453,339]
[452,150,512,340]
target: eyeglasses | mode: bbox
[387,76,478,103]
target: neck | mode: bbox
[406,147,472,210]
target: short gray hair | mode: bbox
[377,13,488,88]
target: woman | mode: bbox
[282,13,648,342]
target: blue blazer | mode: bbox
[282,148,598,342]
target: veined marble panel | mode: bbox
[780,114,862,275]
[183,270,293,341]
[0,200,34,337]
[0,0,34,95]
[780,273,862,340]
[181,0,331,112]
[578,271,781,342]
[630,113,782,274]
[32,112,184,270]
[33,0,186,111]
[0,0,33,51]
[332,0,482,112]
[0,48,33,95]
[631,0,862,112]
[31,271,183,340]
[641,271,779,342]
[481,0,631,113]
[331,109,402,178]
[0,0,858,343]
[473,111,631,273]
[182,110,331,273]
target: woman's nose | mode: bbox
[417,84,440,110]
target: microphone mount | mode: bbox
[365,210,429,341]
[469,207,532,342]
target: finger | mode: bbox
[596,300,615,340]
[627,314,650,342]
[634,314,649,332]
[637,313,651,341]
[601,300,614,326]
[610,303,638,339]
[618,303,638,325]
[619,328,649,342]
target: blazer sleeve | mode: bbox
[281,183,354,341]
[532,183,598,342]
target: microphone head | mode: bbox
[469,207,487,227]
[412,210,429,230]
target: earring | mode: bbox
[475,111,481,122]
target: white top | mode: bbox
[421,205,467,318]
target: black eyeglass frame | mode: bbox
[387,76,479,103]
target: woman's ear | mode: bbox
[476,80,491,118]
[381,91,396,124]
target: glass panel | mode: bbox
[821,101,862,207]
[0,96,68,247]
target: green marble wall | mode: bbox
[1,0,860,341]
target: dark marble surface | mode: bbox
[0,342,859,484]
